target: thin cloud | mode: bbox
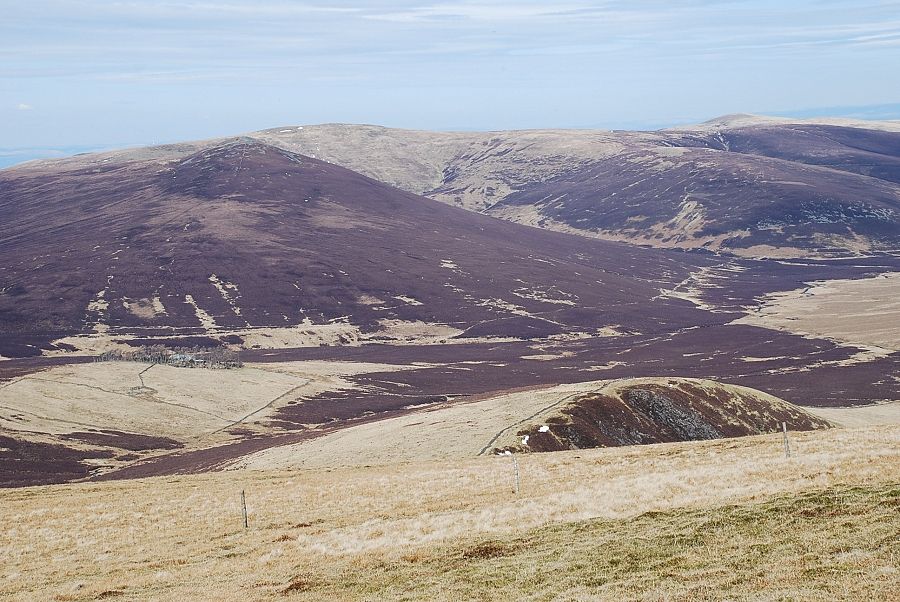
[3,0,899,146]
[363,2,640,23]
[16,103,33,110]
[39,1,362,17]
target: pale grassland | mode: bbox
[251,125,627,212]
[1,425,897,601]
[45,318,470,357]
[0,360,426,440]
[229,380,602,469]
[231,377,821,471]
[733,272,900,352]
[807,400,900,427]
[301,484,899,601]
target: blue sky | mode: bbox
[3,1,900,165]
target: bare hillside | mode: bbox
[2,123,899,488]
[11,116,900,257]
[1,425,897,601]
[249,118,900,257]
[230,377,832,471]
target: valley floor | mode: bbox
[1,425,897,601]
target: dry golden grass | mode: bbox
[229,380,603,469]
[232,377,821,470]
[734,272,900,352]
[0,360,423,439]
[1,425,898,601]
[300,483,899,601]
[808,401,900,427]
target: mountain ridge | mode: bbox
[11,115,897,258]
[0,138,713,358]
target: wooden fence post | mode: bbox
[241,489,249,529]
[513,456,520,495]
[782,422,791,459]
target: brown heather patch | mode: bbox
[459,540,522,560]
[281,576,317,595]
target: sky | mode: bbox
[3,1,900,165]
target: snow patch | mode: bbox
[476,298,533,317]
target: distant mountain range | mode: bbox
[250,115,900,258]
[11,114,898,258]
[3,115,899,358]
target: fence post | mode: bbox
[513,456,520,495]
[782,422,791,459]
[241,489,249,529]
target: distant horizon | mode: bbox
[5,0,900,169]
[3,102,900,169]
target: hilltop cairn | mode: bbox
[95,345,242,369]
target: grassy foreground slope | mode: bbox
[1,426,897,601]
[320,484,899,601]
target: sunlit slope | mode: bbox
[230,377,832,470]
[2,425,897,601]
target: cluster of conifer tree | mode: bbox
[95,344,242,369]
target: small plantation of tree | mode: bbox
[95,345,242,369]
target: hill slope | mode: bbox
[498,378,831,453]
[2,125,899,488]
[247,118,900,257]
[0,139,710,358]
[11,117,900,257]
[229,377,831,471]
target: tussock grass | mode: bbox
[1,426,898,601]
[297,485,900,601]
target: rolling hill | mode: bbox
[0,138,709,359]
[247,116,900,257]
[11,116,900,259]
[225,377,832,472]
[1,121,899,488]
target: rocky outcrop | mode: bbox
[496,378,832,453]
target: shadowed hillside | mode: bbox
[11,117,900,258]
[0,139,713,358]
